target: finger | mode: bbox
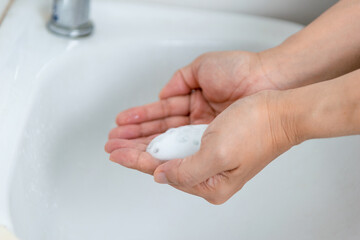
[153,147,231,188]
[189,90,216,123]
[105,135,158,153]
[109,116,189,139]
[131,134,160,144]
[110,148,163,175]
[168,172,239,205]
[159,66,199,99]
[116,96,190,126]
[105,139,147,154]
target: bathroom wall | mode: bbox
[132,0,338,25]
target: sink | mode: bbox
[1,0,360,240]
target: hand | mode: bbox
[156,69,360,204]
[105,51,282,174]
[152,90,294,204]
[105,68,360,204]
[108,51,280,140]
[105,90,293,203]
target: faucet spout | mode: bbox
[47,0,94,38]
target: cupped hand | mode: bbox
[108,51,279,139]
[106,90,295,204]
[152,90,295,204]
[105,51,281,174]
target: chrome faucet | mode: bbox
[47,0,94,38]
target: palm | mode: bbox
[105,51,277,174]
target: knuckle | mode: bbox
[138,123,146,137]
[176,169,195,187]
[159,119,169,132]
[108,128,118,139]
[160,98,171,117]
[214,148,230,167]
[136,152,147,171]
[175,68,188,82]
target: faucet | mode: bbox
[47,0,94,38]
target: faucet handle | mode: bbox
[47,0,94,38]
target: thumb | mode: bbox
[153,148,225,188]
[159,65,199,99]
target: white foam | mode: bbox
[146,124,208,160]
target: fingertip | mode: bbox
[104,141,111,153]
[109,151,126,165]
[109,149,132,166]
[105,139,119,153]
[109,152,115,162]
[115,112,126,125]
[153,158,173,182]
[115,116,124,126]
[116,110,141,126]
[153,158,182,186]
[109,150,117,162]
[153,160,173,184]
[108,128,117,139]
[154,171,169,184]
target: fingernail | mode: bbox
[154,172,169,184]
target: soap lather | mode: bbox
[146,124,208,160]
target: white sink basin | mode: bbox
[1,0,360,240]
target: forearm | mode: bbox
[280,69,360,144]
[260,0,360,89]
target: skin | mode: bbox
[152,70,360,204]
[105,0,360,204]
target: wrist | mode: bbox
[276,70,360,144]
[258,41,311,91]
[273,88,308,146]
[259,0,360,91]
[264,90,304,151]
[257,45,296,91]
